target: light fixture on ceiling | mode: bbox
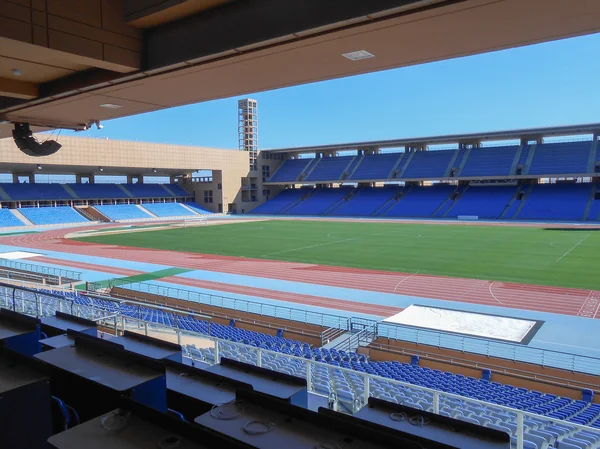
[341,50,375,61]
[152,168,157,173]
[99,103,122,109]
[11,69,22,76]
[99,167,104,172]
[37,165,42,170]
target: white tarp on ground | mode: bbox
[0,251,41,260]
[383,305,537,343]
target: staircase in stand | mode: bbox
[0,186,12,201]
[117,184,134,197]
[62,184,79,198]
[512,184,534,219]
[10,209,32,225]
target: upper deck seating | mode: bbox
[460,146,518,177]
[269,159,312,183]
[305,157,354,182]
[350,153,403,181]
[528,142,592,176]
[402,150,455,179]
[123,184,173,198]
[0,183,73,201]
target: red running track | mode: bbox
[33,255,400,317]
[3,225,599,319]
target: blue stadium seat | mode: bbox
[67,184,129,199]
[122,184,173,198]
[0,183,73,201]
[446,185,517,219]
[286,187,354,215]
[18,206,89,225]
[32,287,600,438]
[141,203,197,217]
[385,184,455,217]
[331,186,402,216]
[402,150,456,179]
[517,183,592,221]
[182,202,211,214]
[269,159,312,182]
[305,156,355,182]
[0,209,26,227]
[95,204,154,220]
[350,153,403,181]
[251,189,308,214]
[460,146,518,177]
[528,142,592,176]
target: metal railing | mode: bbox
[91,280,350,330]
[378,323,600,376]
[0,258,82,282]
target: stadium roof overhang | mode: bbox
[261,122,600,155]
[1,0,600,138]
[0,163,191,177]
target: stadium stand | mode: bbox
[446,185,518,219]
[141,202,197,217]
[95,204,153,220]
[331,186,401,216]
[528,142,592,176]
[182,202,211,214]
[67,183,130,199]
[401,150,455,179]
[460,146,519,177]
[18,206,88,225]
[30,288,600,432]
[517,183,592,221]
[385,184,456,217]
[0,183,73,201]
[286,187,354,215]
[250,188,308,214]
[268,158,312,182]
[305,156,354,181]
[122,183,175,198]
[0,208,25,227]
[164,184,190,196]
[350,153,403,180]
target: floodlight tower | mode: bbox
[238,98,258,170]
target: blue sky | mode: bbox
[72,33,600,150]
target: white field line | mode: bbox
[556,234,591,262]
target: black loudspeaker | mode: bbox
[12,123,62,157]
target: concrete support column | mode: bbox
[76,174,95,184]
[13,173,34,183]
[127,175,143,184]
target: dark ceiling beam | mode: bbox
[143,0,433,70]
[38,69,126,99]
[0,96,28,111]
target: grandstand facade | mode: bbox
[254,123,600,221]
[0,135,284,220]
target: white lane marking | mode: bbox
[394,272,419,292]
[557,233,591,262]
[488,281,504,305]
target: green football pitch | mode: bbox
[74,220,600,290]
